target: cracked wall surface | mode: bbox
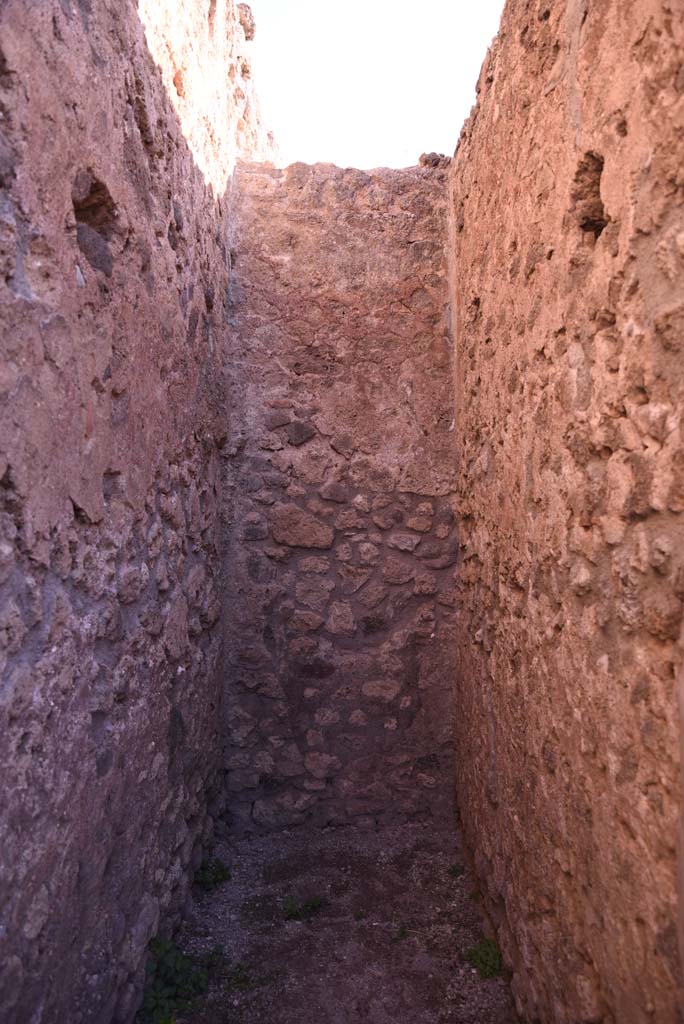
[223,160,458,831]
[449,0,684,1020]
[0,1,269,1020]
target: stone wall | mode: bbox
[449,0,684,1020]
[223,160,458,831]
[5,0,683,1019]
[0,1,268,1021]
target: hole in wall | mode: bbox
[72,169,117,276]
[72,170,117,236]
[1,464,22,528]
[571,151,609,239]
[615,114,628,137]
[102,470,123,504]
[70,496,92,525]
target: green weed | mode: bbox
[465,937,503,979]
[194,856,231,893]
[283,894,325,921]
[224,961,252,992]
[137,938,220,1024]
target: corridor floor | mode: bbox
[177,822,517,1023]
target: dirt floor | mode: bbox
[173,822,518,1024]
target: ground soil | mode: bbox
[178,822,517,1023]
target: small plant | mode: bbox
[204,944,226,973]
[353,909,367,921]
[465,937,503,979]
[396,924,409,941]
[137,938,213,1024]
[194,856,231,893]
[283,895,299,920]
[448,863,465,879]
[283,894,325,921]
[224,961,252,992]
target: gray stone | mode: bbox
[287,421,317,446]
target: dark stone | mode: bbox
[287,420,316,446]
[265,409,291,430]
[76,223,113,277]
[243,520,269,540]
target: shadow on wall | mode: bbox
[0,1,268,1022]
[222,157,458,833]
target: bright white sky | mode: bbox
[248,0,506,169]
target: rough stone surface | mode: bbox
[3,0,683,1020]
[0,2,269,1021]
[449,2,684,1021]
[223,161,458,833]
[269,504,335,549]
